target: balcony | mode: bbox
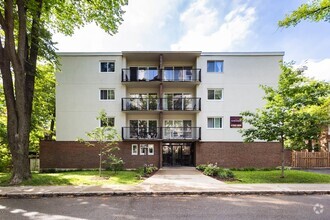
[122,68,160,82]
[122,97,201,112]
[122,127,161,140]
[121,68,201,84]
[122,98,160,111]
[122,127,201,141]
[162,97,201,111]
[162,69,201,82]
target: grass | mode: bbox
[0,170,143,186]
[229,170,330,184]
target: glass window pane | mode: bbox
[207,118,214,128]
[100,62,107,72]
[108,90,115,100]
[108,62,115,72]
[214,118,220,128]
[207,61,214,72]
[215,89,222,100]
[108,118,115,127]
[208,90,214,100]
[130,120,138,127]
[215,61,223,72]
[100,90,106,100]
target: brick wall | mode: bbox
[196,142,291,168]
[40,141,160,170]
[40,141,291,169]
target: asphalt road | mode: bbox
[0,195,329,220]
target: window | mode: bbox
[207,61,223,72]
[140,144,147,155]
[132,144,138,155]
[100,61,115,72]
[148,144,154,155]
[208,89,223,100]
[100,117,115,127]
[207,117,223,128]
[100,89,115,100]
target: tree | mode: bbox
[0,0,128,184]
[30,64,56,153]
[279,0,330,27]
[78,110,122,177]
[240,64,330,178]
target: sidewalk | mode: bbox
[1,167,330,198]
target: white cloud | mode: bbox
[171,0,256,51]
[302,59,330,82]
[53,0,177,52]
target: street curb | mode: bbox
[1,190,330,199]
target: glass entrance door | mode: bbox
[162,143,194,166]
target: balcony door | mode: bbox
[129,66,158,81]
[163,120,192,139]
[163,66,193,81]
[129,120,158,139]
[163,93,192,111]
[129,93,158,110]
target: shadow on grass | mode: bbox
[0,170,141,186]
[0,173,73,186]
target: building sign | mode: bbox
[230,116,243,128]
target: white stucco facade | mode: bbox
[56,51,283,142]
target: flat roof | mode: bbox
[56,51,285,56]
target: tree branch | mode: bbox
[4,0,21,73]
[17,0,27,65]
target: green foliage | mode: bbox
[203,164,220,176]
[105,155,124,174]
[196,164,208,172]
[137,165,158,177]
[30,64,56,153]
[78,110,122,177]
[199,163,235,179]
[0,146,11,172]
[230,170,330,184]
[0,170,142,186]
[279,0,330,27]
[240,64,330,149]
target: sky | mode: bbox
[53,0,330,81]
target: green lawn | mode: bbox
[229,170,330,184]
[0,170,143,186]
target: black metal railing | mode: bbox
[121,68,201,82]
[122,127,161,140]
[122,69,160,82]
[162,69,201,82]
[162,127,201,140]
[122,127,201,140]
[122,97,201,111]
[122,98,160,111]
[161,97,201,111]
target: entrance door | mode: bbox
[162,143,194,166]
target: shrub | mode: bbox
[0,145,11,172]
[105,155,124,174]
[203,164,219,176]
[196,164,207,172]
[137,164,158,176]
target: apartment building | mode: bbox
[40,51,291,170]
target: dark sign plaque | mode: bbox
[230,116,243,128]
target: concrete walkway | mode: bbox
[1,167,330,198]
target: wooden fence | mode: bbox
[292,151,330,168]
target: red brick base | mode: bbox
[40,141,291,170]
[40,141,160,170]
[196,142,291,168]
